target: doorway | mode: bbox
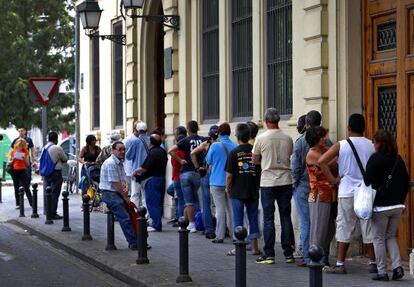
[363,0,414,259]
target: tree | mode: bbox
[0,0,75,132]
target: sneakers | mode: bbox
[256,255,275,265]
[167,218,178,224]
[15,205,20,210]
[285,256,295,263]
[293,249,303,259]
[296,259,307,267]
[147,226,157,232]
[205,233,216,239]
[372,273,389,281]
[186,222,197,233]
[392,266,404,280]
[368,263,378,274]
[323,265,347,274]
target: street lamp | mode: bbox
[121,0,180,30]
[77,0,126,46]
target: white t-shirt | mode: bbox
[338,137,375,198]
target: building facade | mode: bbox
[77,0,413,259]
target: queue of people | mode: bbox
[7,107,409,282]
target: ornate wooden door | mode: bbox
[363,0,414,260]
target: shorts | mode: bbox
[336,197,373,244]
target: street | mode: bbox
[0,222,128,287]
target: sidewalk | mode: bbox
[0,185,412,287]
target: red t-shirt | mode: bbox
[11,149,29,170]
[171,150,184,181]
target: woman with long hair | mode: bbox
[78,134,101,176]
[9,138,33,208]
[364,130,409,281]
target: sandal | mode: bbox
[226,249,236,256]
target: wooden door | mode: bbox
[363,0,414,260]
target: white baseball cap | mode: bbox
[136,122,147,132]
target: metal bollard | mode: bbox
[31,183,39,218]
[234,226,248,287]
[45,186,53,224]
[105,209,116,250]
[308,245,324,287]
[176,216,192,283]
[82,194,93,240]
[61,190,71,232]
[136,206,149,264]
[19,186,25,217]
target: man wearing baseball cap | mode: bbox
[126,121,150,207]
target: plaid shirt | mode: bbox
[99,154,127,192]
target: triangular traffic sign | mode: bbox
[28,77,60,106]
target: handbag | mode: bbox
[5,162,13,174]
[346,139,376,220]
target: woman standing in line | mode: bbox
[364,130,410,281]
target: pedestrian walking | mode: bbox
[9,139,32,208]
[169,120,207,233]
[225,123,261,256]
[134,133,168,232]
[305,126,337,268]
[100,141,137,250]
[364,130,409,281]
[206,123,237,243]
[126,121,149,207]
[10,127,36,187]
[190,125,219,239]
[41,132,68,219]
[253,107,295,265]
[319,113,377,274]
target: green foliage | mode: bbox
[0,0,75,133]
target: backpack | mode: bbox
[39,144,56,177]
[195,211,205,231]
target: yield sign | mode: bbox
[28,77,60,106]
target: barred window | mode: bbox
[113,22,123,127]
[92,36,100,129]
[202,0,220,121]
[266,0,292,115]
[232,0,253,119]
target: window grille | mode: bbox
[232,0,253,119]
[266,0,292,115]
[378,86,397,138]
[202,0,220,121]
[113,22,123,127]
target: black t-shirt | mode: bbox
[177,135,208,173]
[141,146,168,177]
[226,143,260,200]
[11,136,34,149]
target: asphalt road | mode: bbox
[0,222,129,287]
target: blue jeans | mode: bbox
[173,180,185,218]
[293,184,310,263]
[145,176,165,231]
[44,170,63,215]
[261,185,295,258]
[180,171,200,207]
[200,173,214,235]
[231,198,259,240]
[102,190,136,247]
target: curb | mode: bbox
[9,219,148,287]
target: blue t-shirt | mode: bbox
[206,135,237,186]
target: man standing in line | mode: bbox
[318,113,377,274]
[100,141,137,250]
[134,133,168,232]
[123,120,139,193]
[169,120,207,233]
[253,107,295,265]
[126,121,149,207]
[11,127,37,185]
[42,132,68,219]
[291,111,331,266]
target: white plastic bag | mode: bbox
[353,182,376,220]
